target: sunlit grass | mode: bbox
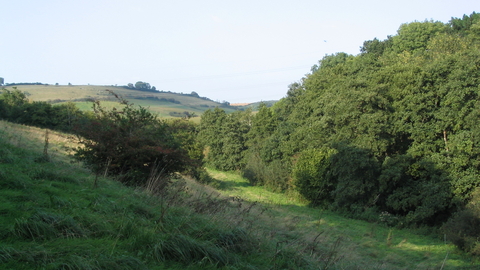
[3,84,236,119]
[206,168,478,269]
[0,120,78,163]
[207,168,307,206]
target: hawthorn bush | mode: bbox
[74,92,191,186]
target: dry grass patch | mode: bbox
[0,120,78,162]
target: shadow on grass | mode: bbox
[213,178,251,191]
[205,169,479,269]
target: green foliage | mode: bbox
[166,118,212,183]
[0,121,476,268]
[316,52,354,70]
[0,89,85,131]
[292,145,382,214]
[242,152,290,192]
[443,187,480,255]
[134,81,151,90]
[450,12,480,37]
[380,156,453,226]
[74,92,190,186]
[0,88,29,120]
[198,108,250,171]
[329,145,381,213]
[390,20,447,53]
[197,13,480,229]
[292,147,337,206]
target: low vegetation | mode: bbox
[0,120,478,269]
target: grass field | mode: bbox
[1,84,237,118]
[0,120,478,269]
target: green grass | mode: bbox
[0,121,324,269]
[206,168,480,269]
[0,121,478,269]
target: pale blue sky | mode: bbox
[1,0,478,103]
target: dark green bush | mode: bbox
[242,152,290,192]
[443,188,480,255]
[329,144,381,212]
[380,156,453,226]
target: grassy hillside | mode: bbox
[1,84,237,118]
[0,121,478,269]
[231,100,278,111]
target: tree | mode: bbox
[0,88,29,121]
[195,14,480,227]
[190,91,200,98]
[198,108,251,171]
[449,12,480,36]
[0,77,4,85]
[53,102,85,131]
[135,81,151,90]
[390,20,447,53]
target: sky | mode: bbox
[1,1,478,103]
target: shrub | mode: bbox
[329,144,381,213]
[442,187,480,255]
[73,91,191,187]
[292,147,337,206]
[242,152,290,192]
[380,155,453,226]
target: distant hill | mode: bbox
[232,100,278,110]
[1,84,238,118]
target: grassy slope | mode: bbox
[0,121,327,269]
[0,121,478,269]
[1,85,237,117]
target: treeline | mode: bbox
[197,13,480,253]
[0,88,84,131]
[124,81,157,92]
[5,82,48,86]
[0,88,209,186]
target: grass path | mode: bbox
[207,168,478,269]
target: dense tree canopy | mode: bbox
[198,13,480,228]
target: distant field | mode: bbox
[2,84,237,117]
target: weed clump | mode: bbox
[14,211,85,240]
